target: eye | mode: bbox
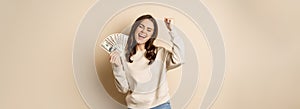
[138,25,143,28]
[147,28,152,32]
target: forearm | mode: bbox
[112,64,129,93]
[169,30,185,63]
[166,30,185,70]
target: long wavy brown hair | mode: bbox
[125,14,158,65]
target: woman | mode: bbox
[110,14,184,109]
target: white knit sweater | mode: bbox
[112,31,184,109]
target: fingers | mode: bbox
[110,51,117,63]
[110,54,116,63]
[110,51,121,66]
[164,17,173,31]
[164,18,168,23]
[164,18,172,24]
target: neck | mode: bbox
[136,44,145,51]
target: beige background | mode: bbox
[1,0,299,109]
[94,4,212,108]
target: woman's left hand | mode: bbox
[164,18,173,31]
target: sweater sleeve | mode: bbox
[111,54,129,94]
[166,30,185,71]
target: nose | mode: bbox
[141,28,146,33]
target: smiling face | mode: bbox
[126,14,158,64]
[134,19,154,45]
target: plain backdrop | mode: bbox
[1,0,299,109]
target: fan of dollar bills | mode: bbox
[100,33,129,54]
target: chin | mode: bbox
[137,41,145,45]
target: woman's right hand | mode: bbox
[164,17,173,31]
[110,51,122,67]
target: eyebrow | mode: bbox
[140,24,153,30]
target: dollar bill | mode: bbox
[101,41,117,53]
[100,33,129,54]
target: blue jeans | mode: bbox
[128,101,171,109]
[151,101,171,109]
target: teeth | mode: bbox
[139,33,146,38]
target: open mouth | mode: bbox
[138,33,146,38]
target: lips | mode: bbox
[138,33,146,38]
